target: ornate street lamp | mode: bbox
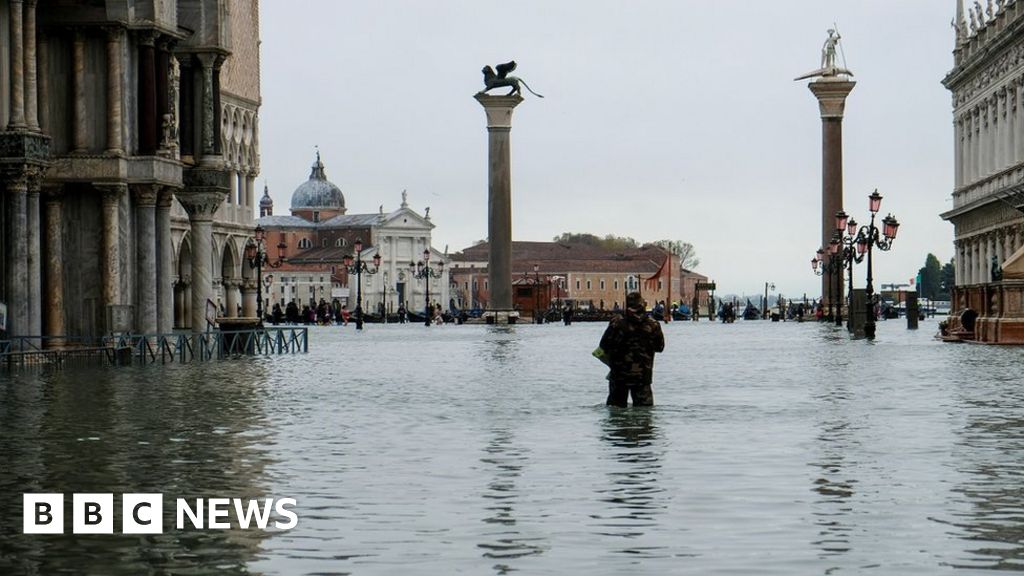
[811,235,843,324]
[851,189,900,339]
[342,238,381,330]
[835,210,865,331]
[410,248,444,327]
[245,225,287,324]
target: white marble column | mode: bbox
[27,179,40,338]
[105,27,124,154]
[241,281,257,318]
[965,116,974,185]
[72,30,88,152]
[7,0,26,130]
[954,118,962,188]
[44,187,65,345]
[156,188,175,333]
[98,184,124,311]
[245,173,256,209]
[134,186,158,334]
[1017,79,1024,165]
[224,280,239,318]
[954,241,962,286]
[24,0,39,131]
[178,193,223,333]
[6,177,29,336]
[1008,89,1016,169]
[228,169,237,205]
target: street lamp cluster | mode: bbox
[409,248,444,327]
[343,239,381,330]
[245,225,287,323]
[811,189,901,338]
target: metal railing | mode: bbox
[0,327,308,370]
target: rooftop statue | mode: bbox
[794,29,854,81]
[476,60,544,98]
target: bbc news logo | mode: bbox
[23,494,298,534]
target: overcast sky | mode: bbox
[259,1,956,298]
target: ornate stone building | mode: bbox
[0,0,261,338]
[257,154,450,315]
[943,0,1024,341]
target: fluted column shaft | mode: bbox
[157,189,175,333]
[105,28,124,154]
[8,0,26,130]
[44,187,65,344]
[24,0,38,131]
[134,186,158,334]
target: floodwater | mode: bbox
[1,318,1024,575]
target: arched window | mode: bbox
[298,238,312,249]
[322,238,328,248]
[335,238,346,247]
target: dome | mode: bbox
[290,152,345,212]
[259,184,274,209]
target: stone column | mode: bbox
[178,192,224,333]
[807,77,855,308]
[24,0,39,131]
[474,93,523,316]
[42,186,63,342]
[241,280,257,318]
[1008,89,1016,169]
[37,34,48,134]
[156,188,175,333]
[134,186,158,334]
[246,172,256,210]
[7,0,26,130]
[105,27,124,154]
[98,184,125,310]
[964,115,973,185]
[224,280,239,318]
[26,178,40,338]
[974,107,981,182]
[1017,79,1024,164]
[196,53,218,161]
[44,186,65,345]
[228,169,237,205]
[954,117,963,188]
[138,32,158,154]
[6,176,29,336]
[72,30,88,152]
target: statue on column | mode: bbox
[795,29,854,80]
[477,61,544,98]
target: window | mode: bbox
[586,280,592,290]
[614,280,619,290]
[313,211,320,223]
[485,281,489,290]
[600,280,605,290]
[322,238,328,247]
[658,280,663,290]
[298,238,312,249]
[576,280,581,290]
[335,238,346,247]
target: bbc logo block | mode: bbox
[23,494,63,534]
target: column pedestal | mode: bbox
[474,93,523,322]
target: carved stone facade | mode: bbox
[0,0,261,339]
[943,0,1024,342]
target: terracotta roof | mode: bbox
[449,241,670,275]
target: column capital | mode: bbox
[157,186,177,208]
[103,25,124,42]
[42,183,63,201]
[137,29,158,47]
[177,190,225,222]
[132,184,159,206]
[95,182,127,205]
[807,78,856,119]
[474,94,524,129]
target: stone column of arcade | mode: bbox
[44,185,65,346]
[474,93,523,324]
[178,193,224,333]
[156,188,175,334]
[805,76,854,315]
[134,186,158,335]
[97,184,125,322]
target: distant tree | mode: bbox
[917,253,942,300]
[648,239,700,270]
[552,232,638,252]
[940,258,955,300]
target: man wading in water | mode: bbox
[598,292,665,407]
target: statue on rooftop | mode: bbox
[476,60,544,98]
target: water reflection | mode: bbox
[477,428,545,573]
[593,408,667,557]
[0,363,277,575]
[808,378,859,561]
[947,375,1024,571]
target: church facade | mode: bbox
[943,0,1024,341]
[256,154,449,316]
[0,0,261,338]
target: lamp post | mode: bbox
[245,225,287,325]
[811,234,842,324]
[853,190,900,339]
[762,282,775,319]
[410,248,444,327]
[532,263,543,324]
[342,238,381,330]
[834,209,865,331]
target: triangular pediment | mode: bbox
[379,207,434,230]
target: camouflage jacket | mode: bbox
[599,312,665,385]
